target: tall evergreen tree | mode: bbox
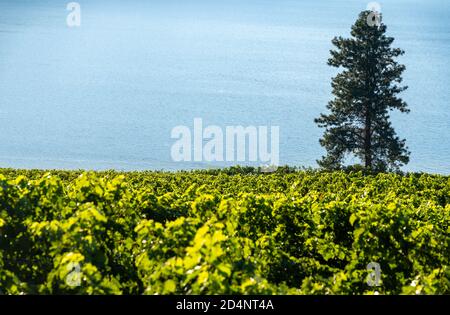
[315,11,410,172]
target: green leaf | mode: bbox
[163,280,176,293]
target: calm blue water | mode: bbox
[0,0,449,173]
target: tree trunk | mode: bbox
[365,49,374,170]
[364,106,372,169]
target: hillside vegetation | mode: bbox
[0,168,449,294]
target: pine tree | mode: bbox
[315,10,410,172]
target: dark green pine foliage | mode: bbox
[315,11,410,172]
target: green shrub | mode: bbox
[0,169,448,294]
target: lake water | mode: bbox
[0,0,449,173]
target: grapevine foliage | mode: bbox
[0,169,449,294]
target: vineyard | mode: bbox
[0,168,449,294]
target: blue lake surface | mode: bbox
[0,0,449,173]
